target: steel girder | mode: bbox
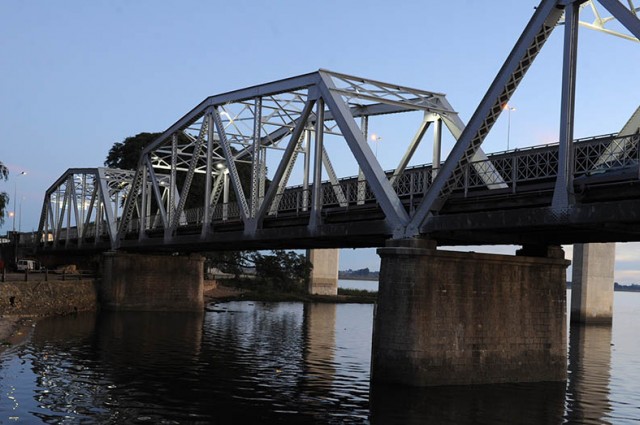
[409,0,565,235]
[38,1,640,250]
[409,0,640,236]
[37,168,135,249]
[37,131,640,250]
[117,69,498,246]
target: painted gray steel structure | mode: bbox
[37,132,640,250]
[37,0,640,251]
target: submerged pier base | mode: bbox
[372,239,569,386]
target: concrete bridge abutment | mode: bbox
[372,239,569,387]
[100,252,204,312]
[570,243,615,324]
[306,249,339,296]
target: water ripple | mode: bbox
[0,295,639,423]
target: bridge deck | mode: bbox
[39,132,640,252]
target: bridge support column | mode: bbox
[570,243,615,324]
[306,249,339,296]
[372,239,569,386]
[100,252,204,312]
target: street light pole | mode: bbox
[11,171,26,268]
[504,104,516,150]
[12,182,16,233]
[370,133,382,158]
[12,171,26,232]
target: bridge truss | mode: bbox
[39,168,135,248]
[37,0,640,251]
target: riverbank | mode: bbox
[203,281,377,304]
[0,316,36,353]
[0,278,375,354]
[0,278,98,354]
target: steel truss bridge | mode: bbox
[37,0,640,252]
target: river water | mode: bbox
[0,285,638,424]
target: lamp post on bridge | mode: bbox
[503,104,516,151]
[370,133,382,158]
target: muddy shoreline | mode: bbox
[0,316,36,355]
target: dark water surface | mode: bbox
[1,292,639,424]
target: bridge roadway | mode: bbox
[40,131,640,253]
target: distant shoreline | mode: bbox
[614,287,640,292]
[567,282,640,293]
[339,275,378,282]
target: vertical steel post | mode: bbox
[259,146,267,207]
[310,98,325,229]
[222,171,229,221]
[303,129,311,212]
[250,97,262,218]
[512,154,518,194]
[202,113,214,237]
[552,1,580,212]
[139,166,147,239]
[95,196,102,245]
[169,133,178,228]
[65,177,72,246]
[357,116,368,205]
[114,190,119,225]
[145,176,152,229]
[432,117,442,179]
[80,174,86,239]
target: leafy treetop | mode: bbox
[0,161,8,225]
[104,132,160,170]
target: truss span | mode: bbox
[37,131,640,251]
[107,69,503,245]
[36,0,640,251]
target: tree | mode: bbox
[0,162,8,226]
[105,131,265,205]
[251,250,312,292]
[205,251,252,278]
[105,132,160,170]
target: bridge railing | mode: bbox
[461,133,638,194]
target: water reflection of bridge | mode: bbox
[23,302,622,423]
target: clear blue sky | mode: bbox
[1,1,638,280]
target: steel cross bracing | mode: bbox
[569,0,640,42]
[407,0,640,237]
[99,68,511,247]
[37,168,136,248]
[36,0,640,250]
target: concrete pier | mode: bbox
[570,243,615,324]
[306,249,339,295]
[100,252,204,312]
[372,239,569,386]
